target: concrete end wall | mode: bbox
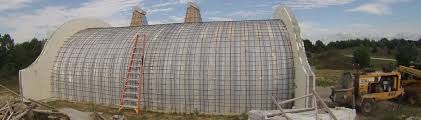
[273,6,315,108]
[19,18,110,100]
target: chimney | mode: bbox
[130,7,148,27]
[184,1,202,23]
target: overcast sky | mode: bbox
[1,0,420,43]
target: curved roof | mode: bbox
[52,19,295,113]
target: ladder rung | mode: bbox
[134,65,144,67]
[131,56,143,58]
[124,89,138,92]
[125,86,138,89]
[125,85,139,88]
[128,66,141,69]
[120,105,138,108]
[129,59,143,61]
[123,98,139,102]
[124,91,138,95]
[127,72,140,74]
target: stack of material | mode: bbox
[0,101,34,120]
[249,90,356,120]
[0,100,69,120]
[248,107,356,120]
[1,84,128,120]
[0,84,69,120]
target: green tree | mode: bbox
[13,38,44,70]
[0,34,15,65]
[0,34,44,79]
[0,34,16,78]
[395,44,418,66]
[352,46,371,68]
[0,34,15,61]
[371,46,378,53]
[315,40,325,53]
[303,39,315,54]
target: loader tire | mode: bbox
[408,95,417,105]
[361,99,376,115]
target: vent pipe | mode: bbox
[184,1,202,23]
[130,7,148,26]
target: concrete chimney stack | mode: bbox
[184,1,202,23]
[130,7,148,27]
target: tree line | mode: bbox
[0,34,45,79]
[304,38,421,68]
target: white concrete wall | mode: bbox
[273,6,315,108]
[19,18,110,100]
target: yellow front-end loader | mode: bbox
[330,70,404,114]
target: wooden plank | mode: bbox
[271,96,292,120]
[278,94,313,105]
[267,107,315,117]
[312,90,338,120]
[0,83,57,111]
[314,95,318,120]
[332,87,354,92]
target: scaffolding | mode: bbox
[51,19,295,114]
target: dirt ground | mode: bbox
[47,101,246,120]
[0,78,20,102]
[315,86,331,100]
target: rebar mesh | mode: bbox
[51,19,295,114]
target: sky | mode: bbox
[0,0,420,43]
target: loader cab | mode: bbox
[357,71,404,101]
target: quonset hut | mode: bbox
[19,2,314,114]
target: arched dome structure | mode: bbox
[19,5,314,114]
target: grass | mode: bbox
[0,77,19,98]
[47,101,247,120]
[309,50,354,70]
[310,49,397,71]
[316,79,336,87]
[315,69,350,87]
[336,48,396,59]
[0,76,19,92]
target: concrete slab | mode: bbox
[58,108,93,120]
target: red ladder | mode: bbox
[119,33,146,114]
